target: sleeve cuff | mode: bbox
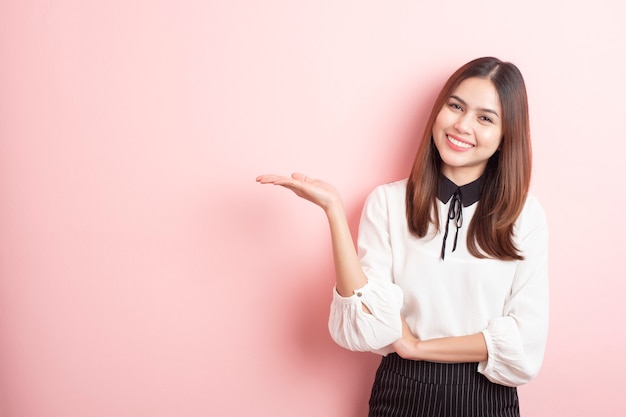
[328,280,403,352]
[331,282,372,304]
[478,317,536,387]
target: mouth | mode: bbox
[447,135,474,149]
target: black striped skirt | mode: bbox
[369,353,519,417]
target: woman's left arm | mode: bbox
[393,196,549,386]
[478,197,549,386]
[393,320,488,362]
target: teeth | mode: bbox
[448,135,473,149]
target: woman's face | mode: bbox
[432,77,503,185]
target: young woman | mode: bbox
[256,57,549,417]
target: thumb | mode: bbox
[291,172,308,182]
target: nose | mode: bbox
[453,114,472,134]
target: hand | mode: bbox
[392,317,420,360]
[256,173,342,212]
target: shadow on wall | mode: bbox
[287,202,382,417]
[240,185,381,416]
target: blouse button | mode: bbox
[356,292,363,297]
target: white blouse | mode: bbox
[328,179,549,387]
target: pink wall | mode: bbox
[1,1,624,416]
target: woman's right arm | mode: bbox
[257,173,403,352]
[256,173,367,296]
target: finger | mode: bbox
[256,174,288,184]
[399,316,410,330]
[256,176,303,193]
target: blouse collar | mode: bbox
[438,173,483,207]
[437,173,483,260]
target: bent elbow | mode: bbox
[328,313,402,352]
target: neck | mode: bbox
[440,166,486,186]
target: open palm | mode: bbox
[256,172,341,211]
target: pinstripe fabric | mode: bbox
[369,354,519,417]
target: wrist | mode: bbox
[404,338,421,360]
[394,335,421,360]
[323,197,346,219]
[411,339,423,360]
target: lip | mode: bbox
[446,134,474,151]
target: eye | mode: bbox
[448,102,463,111]
[479,115,494,124]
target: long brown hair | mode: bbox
[406,57,531,260]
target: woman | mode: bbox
[257,57,548,417]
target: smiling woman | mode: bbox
[407,58,532,262]
[257,57,548,417]
[433,77,503,184]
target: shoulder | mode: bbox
[515,194,548,235]
[364,179,407,209]
[362,179,407,214]
[367,178,408,201]
[520,194,547,221]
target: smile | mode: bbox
[447,135,474,149]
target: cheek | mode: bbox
[494,130,504,148]
[484,129,503,149]
[489,138,503,155]
[432,111,447,134]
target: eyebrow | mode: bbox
[450,95,500,118]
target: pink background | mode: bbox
[1,1,624,416]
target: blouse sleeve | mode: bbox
[328,185,403,352]
[478,196,550,387]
